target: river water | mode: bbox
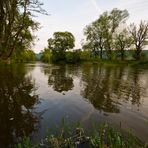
[0,62,148,146]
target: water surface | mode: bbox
[0,62,148,146]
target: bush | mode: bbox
[12,49,36,62]
[40,49,52,63]
[41,52,51,63]
[141,52,147,60]
[132,52,147,61]
[51,51,66,63]
[65,51,80,63]
[80,51,91,61]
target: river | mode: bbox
[0,62,148,146]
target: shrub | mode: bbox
[51,51,66,63]
[80,51,91,61]
[40,49,52,63]
[65,51,80,63]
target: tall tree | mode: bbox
[48,32,75,52]
[0,0,46,60]
[114,29,132,60]
[47,31,75,62]
[83,8,129,59]
[129,21,148,60]
[84,11,110,58]
[105,9,129,59]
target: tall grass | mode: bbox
[16,120,147,148]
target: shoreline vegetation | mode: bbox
[1,53,148,68]
[80,59,148,67]
[38,49,148,67]
[17,122,147,148]
[1,58,148,68]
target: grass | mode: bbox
[79,58,148,68]
[16,120,147,148]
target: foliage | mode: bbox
[12,49,36,62]
[90,124,146,148]
[83,9,148,61]
[80,51,91,61]
[50,51,66,63]
[16,122,147,148]
[17,137,32,148]
[0,0,46,60]
[132,51,147,61]
[47,31,75,63]
[66,51,80,63]
[48,32,75,52]
[40,48,52,63]
[83,8,129,59]
[129,21,148,60]
[114,29,133,60]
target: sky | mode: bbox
[33,0,148,53]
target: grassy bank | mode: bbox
[48,59,148,69]
[85,59,148,66]
[17,122,147,148]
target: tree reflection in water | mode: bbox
[42,64,144,113]
[44,65,74,93]
[80,64,144,113]
[0,64,39,147]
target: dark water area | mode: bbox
[0,62,148,147]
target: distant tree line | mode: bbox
[83,8,148,61]
[41,8,148,63]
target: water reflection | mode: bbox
[0,64,39,147]
[25,64,148,143]
[80,65,120,113]
[42,64,146,113]
[80,65,145,113]
[44,65,74,93]
[1,63,148,145]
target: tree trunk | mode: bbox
[135,47,141,60]
[100,47,103,59]
[121,49,125,61]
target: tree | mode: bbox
[0,0,46,60]
[83,8,129,59]
[13,49,36,62]
[110,9,129,33]
[84,12,109,58]
[48,32,75,52]
[114,29,132,60]
[47,31,75,62]
[129,21,148,60]
[104,9,129,59]
[40,48,52,63]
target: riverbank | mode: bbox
[1,57,148,68]
[86,59,148,67]
[45,59,148,68]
